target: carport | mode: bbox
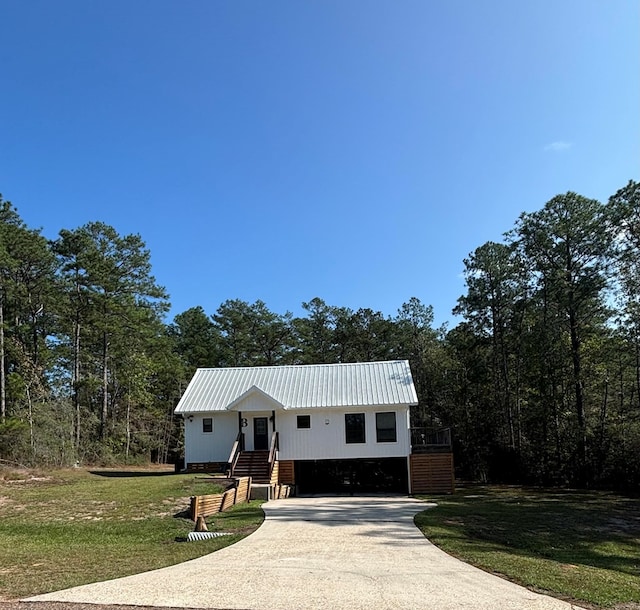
[295,457,408,494]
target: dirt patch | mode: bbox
[3,477,52,484]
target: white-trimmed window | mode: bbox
[297,415,311,429]
[202,418,213,433]
[345,413,366,444]
[376,412,397,443]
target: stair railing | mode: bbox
[227,432,244,477]
[268,431,279,480]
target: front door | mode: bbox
[253,417,269,450]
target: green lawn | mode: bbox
[0,467,264,600]
[415,485,640,609]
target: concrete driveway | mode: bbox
[27,496,584,610]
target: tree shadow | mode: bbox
[89,470,178,478]
[415,485,640,577]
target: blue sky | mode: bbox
[1,1,638,327]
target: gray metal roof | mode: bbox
[174,360,418,414]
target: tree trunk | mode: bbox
[73,319,81,451]
[569,305,587,484]
[125,391,131,459]
[598,377,609,479]
[635,337,640,412]
[0,296,5,423]
[101,331,109,440]
[26,384,35,457]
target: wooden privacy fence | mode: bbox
[277,460,295,485]
[410,453,455,494]
[190,476,252,521]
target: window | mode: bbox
[376,412,397,443]
[345,413,366,444]
[297,415,311,429]
[202,418,213,433]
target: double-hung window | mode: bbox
[345,413,366,444]
[375,412,397,442]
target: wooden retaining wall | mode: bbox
[410,453,455,494]
[272,484,292,499]
[235,475,251,501]
[189,476,252,521]
[270,461,279,485]
[185,462,226,473]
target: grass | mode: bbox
[415,485,640,609]
[0,466,265,600]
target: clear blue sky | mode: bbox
[1,1,638,327]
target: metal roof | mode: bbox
[174,360,418,414]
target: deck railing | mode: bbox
[410,427,452,453]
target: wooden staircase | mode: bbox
[232,450,270,483]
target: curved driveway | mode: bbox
[27,496,583,610]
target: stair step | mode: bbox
[232,450,272,482]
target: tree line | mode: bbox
[1,180,639,490]
[453,182,640,489]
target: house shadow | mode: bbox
[173,507,192,519]
[89,470,178,478]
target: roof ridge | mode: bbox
[196,359,408,372]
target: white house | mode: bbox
[174,360,421,493]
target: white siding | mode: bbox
[230,393,277,451]
[243,411,274,451]
[276,406,411,461]
[184,412,238,463]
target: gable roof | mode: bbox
[174,360,418,414]
[226,385,286,411]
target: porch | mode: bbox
[410,427,452,453]
[227,430,279,485]
[409,427,454,493]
